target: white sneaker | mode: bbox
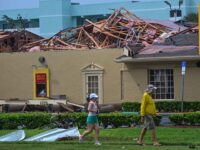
[79,135,84,142]
[95,141,101,146]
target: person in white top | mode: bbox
[79,93,101,145]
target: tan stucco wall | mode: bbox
[123,61,200,102]
[0,49,124,104]
[0,50,200,104]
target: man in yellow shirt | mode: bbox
[137,84,161,146]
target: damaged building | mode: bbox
[0,0,199,37]
[0,7,199,112]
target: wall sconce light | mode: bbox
[38,56,45,64]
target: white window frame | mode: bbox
[148,69,174,100]
[81,63,104,104]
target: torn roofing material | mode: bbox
[21,7,172,52]
[0,30,43,53]
[0,32,12,40]
[164,33,198,46]
[116,45,200,63]
[0,130,25,142]
[145,19,187,32]
[115,54,200,63]
[24,127,80,142]
[138,45,198,55]
[122,23,198,58]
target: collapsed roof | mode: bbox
[1,7,198,58]
[21,7,177,52]
[0,30,43,53]
[117,25,199,62]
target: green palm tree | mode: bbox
[2,15,15,29]
[184,13,198,23]
[17,14,27,30]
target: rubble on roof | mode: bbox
[21,7,172,52]
[1,7,197,57]
[146,19,187,32]
[138,45,198,57]
[123,23,198,58]
[0,30,43,53]
[163,25,198,46]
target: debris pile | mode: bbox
[0,30,43,52]
[1,100,84,113]
[1,98,121,113]
[1,7,197,57]
[21,7,171,53]
[163,25,198,46]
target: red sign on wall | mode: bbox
[33,68,49,99]
[36,73,46,84]
[35,73,47,97]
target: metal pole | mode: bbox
[181,74,185,112]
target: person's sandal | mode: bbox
[137,141,145,146]
[153,143,161,146]
[95,141,101,146]
[79,135,84,142]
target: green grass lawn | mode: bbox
[0,127,200,150]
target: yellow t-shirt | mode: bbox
[140,92,157,116]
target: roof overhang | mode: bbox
[115,55,200,63]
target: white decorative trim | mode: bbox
[81,62,104,104]
[81,62,104,72]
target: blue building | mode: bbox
[0,0,199,37]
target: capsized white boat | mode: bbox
[24,127,80,142]
[0,130,25,142]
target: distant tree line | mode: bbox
[2,14,28,30]
[184,13,198,23]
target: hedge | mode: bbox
[0,112,161,129]
[169,112,200,125]
[122,101,200,112]
[0,112,51,129]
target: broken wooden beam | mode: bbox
[57,102,74,112]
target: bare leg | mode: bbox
[151,129,159,145]
[94,124,100,142]
[138,128,147,144]
[81,124,94,138]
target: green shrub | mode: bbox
[0,112,51,129]
[169,114,184,125]
[55,112,87,128]
[122,101,200,113]
[184,113,200,125]
[169,112,200,125]
[122,102,140,112]
[0,112,163,129]
[99,113,140,128]
[156,101,181,112]
[153,116,161,126]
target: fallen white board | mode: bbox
[0,130,25,142]
[24,127,80,142]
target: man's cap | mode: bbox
[145,84,157,93]
[89,93,98,100]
